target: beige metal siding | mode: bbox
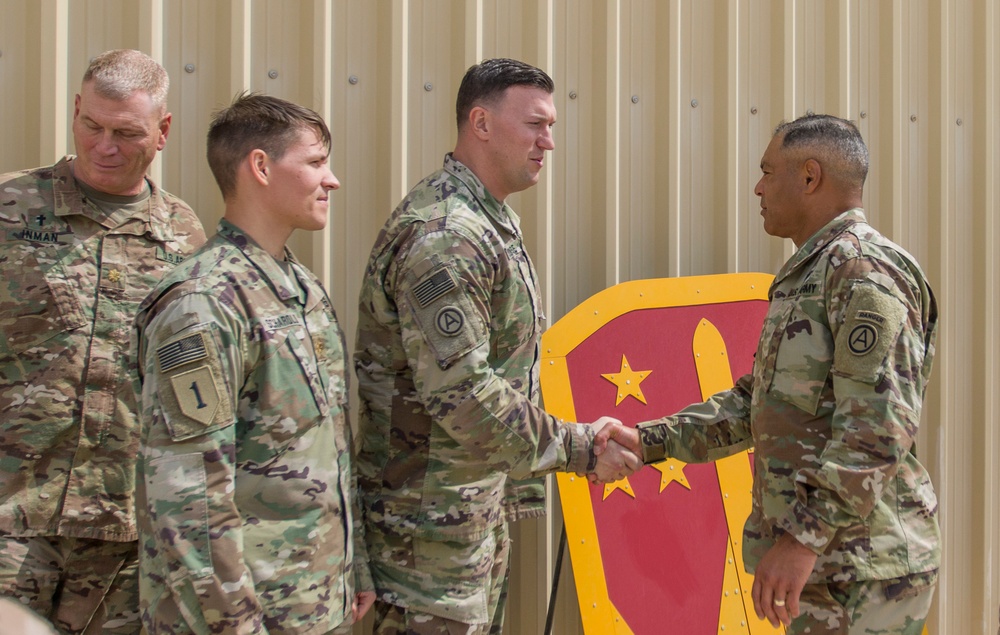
[0,1,997,633]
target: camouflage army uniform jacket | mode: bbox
[355,154,594,544]
[134,221,371,634]
[638,209,940,583]
[0,156,204,542]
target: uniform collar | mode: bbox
[442,153,521,236]
[216,219,307,304]
[51,155,176,242]
[772,208,867,290]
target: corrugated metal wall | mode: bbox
[0,1,997,633]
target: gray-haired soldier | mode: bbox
[355,58,640,634]
[133,93,374,634]
[599,114,940,635]
[0,49,205,634]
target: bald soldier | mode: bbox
[0,49,205,634]
[599,114,940,635]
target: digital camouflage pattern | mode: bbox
[355,154,593,623]
[638,209,940,584]
[134,221,371,634]
[0,156,205,542]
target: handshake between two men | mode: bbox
[585,418,644,484]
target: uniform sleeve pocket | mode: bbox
[403,262,488,369]
[832,283,906,385]
[146,453,214,582]
[155,327,236,440]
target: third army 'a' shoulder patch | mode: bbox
[833,283,906,383]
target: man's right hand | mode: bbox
[586,418,642,483]
[590,421,642,484]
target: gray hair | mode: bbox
[774,114,869,188]
[83,49,169,110]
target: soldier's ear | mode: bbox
[803,159,822,193]
[469,106,490,140]
[250,149,269,185]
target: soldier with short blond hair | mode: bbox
[0,49,205,634]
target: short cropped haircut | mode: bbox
[207,92,331,200]
[455,58,554,129]
[83,49,169,110]
[774,114,870,188]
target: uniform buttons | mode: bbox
[315,340,326,357]
[107,269,122,283]
[39,493,49,499]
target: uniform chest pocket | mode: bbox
[266,323,330,426]
[0,242,87,353]
[490,247,541,358]
[765,300,833,415]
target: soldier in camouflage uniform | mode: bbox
[0,49,206,634]
[598,115,940,634]
[132,93,374,634]
[355,58,639,635]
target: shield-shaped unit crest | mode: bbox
[540,273,783,635]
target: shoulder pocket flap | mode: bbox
[404,264,487,369]
[833,284,906,384]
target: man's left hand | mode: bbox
[750,532,817,628]
[353,591,376,623]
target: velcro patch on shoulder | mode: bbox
[157,332,208,373]
[404,264,486,369]
[154,328,235,440]
[833,284,906,383]
[412,267,459,308]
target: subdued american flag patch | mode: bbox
[412,268,457,307]
[157,332,208,373]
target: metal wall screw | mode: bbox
[569,91,577,100]
[184,63,195,73]
[860,111,867,118]
[268,69,279,79]
[750,106,758,115]
[956,118,963,126]
[348,75,359,85]
[631,95,639,104]
[910,114,917,122]
[691,99,699,108]
[424,82,433,91]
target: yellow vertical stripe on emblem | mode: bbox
[693,319,784,635]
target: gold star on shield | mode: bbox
[651,458,691,493]
[602,477,635,500]
[601,354,652,406]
